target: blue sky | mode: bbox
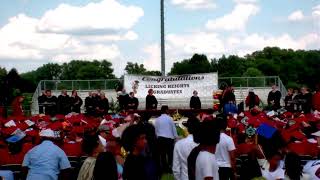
[0,0,319,76]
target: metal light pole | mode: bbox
[160,0,165,76]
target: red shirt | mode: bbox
[236,143,256,155]
[313,92,320,111]
[61,142,82,157]
[0,143,33,165]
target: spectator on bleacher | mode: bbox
[118,89,129,110]
[22,129,71,180]
[146,89,158,110]
[300,86,313,114]
[284,88,294,112]
[284,152,310,180]
[190,90,201,110]
[70,90,83,114]
[11,95,24,117]
[122,124,158,180]
[96,92,109,116]
[38,91,46,114]
[43,90,58,116]
[92,152,118,180]
[267,85,282,110]
[77,134,104,180]
[313,84,320,112]
[262,151,284,180]
[187,119,220,180]
[85,92,95,116]
[57,89,71,115]
[127,92,139,110]
[245,88,260,110]
[172,116,199,180]
[215,115,237,180]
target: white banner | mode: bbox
[124,73,218,99]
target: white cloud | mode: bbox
[288,10,304,21]
[233,0,258,4]
[0,0,144,76]
[312,4,320,17]
[37,0,144,34]
[143,44,161,71]
[171,0,216,10]
[142,31,320,72]
[205,3,259,31]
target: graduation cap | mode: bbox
[256,123,277,139]
[6,135,24,143]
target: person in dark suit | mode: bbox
[190,90,201,109]
[43,90,57,116]
[127,92,139,110]
[57,89,71,115]
[97,92,109,116]
[267,85,282,110]
[70,90,83,113]
[146,89,158,110]
[38,91,47,114]
[85,92,95,116]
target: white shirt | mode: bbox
[195,151,219,180]
[215,133,236,168]
[303,160,320,180]
[172,135,198,180]
[262,166,285,180]
[154,114,178,139]
[98,135,107,148]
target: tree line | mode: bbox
[0,46,319,106]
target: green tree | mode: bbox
[169,54,213,75]
[242,67,264,77]
[125,62,147,74]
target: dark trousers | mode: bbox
[157,136,174,173]
[219,167,235,180]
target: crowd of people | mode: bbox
[37,88,204,117]
[0,84,320,180]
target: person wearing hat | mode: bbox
[245,88,260,110]
[97,124,111,149]
[22,129,71,180]
[172,116,200,180]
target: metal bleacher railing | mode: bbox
[31,76,287,114]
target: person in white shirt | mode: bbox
[262,151,285,180]
[172,116,200,180]
[187,119,220,180]
[215,115,237,180]
[303,160,320,180]
[155,105,178,173]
